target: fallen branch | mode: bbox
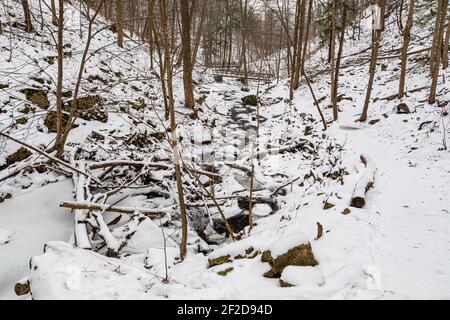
[0,132,102,184]
[60,201,171,217]
[350,155,376,209]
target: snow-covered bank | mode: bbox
[0,180,73,299]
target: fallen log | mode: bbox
[350,155,376,208]
[60,201,172,217]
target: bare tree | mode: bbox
[116,0,124,48]
[398,0,414,99]
[180,0,195,109]
[21,0,33,32]
[359,0,386,122]
[158,0,189,260]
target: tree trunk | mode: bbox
[158,0,189,260]
[55,0,64,150]
[428,0,448,104]
[330,0,338,120]
[332,0,348,121]
[116,0,124,48]
[21,0,33,32]
[359,0,385,122]
[398,0,415,99]
[51,0,58,26]
[180,0,195,109]
[442,14,450,69]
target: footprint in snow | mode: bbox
[0,229,14,245]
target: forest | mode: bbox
[0,0,449,300]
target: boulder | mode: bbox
[241,95,258,106]
[396,103,410,114]
[64,95,108,123]
[44,111,71,133]
[208,255,231,267]
[19,88,49,109]
[213,75,223,83]
[0,147,32,170]
[213,213,249,234]
[261,233,318,278]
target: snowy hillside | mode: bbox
[0,0,449,300]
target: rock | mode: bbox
[0,83,9,89]
[19,88,49,109]
[213,213,249,234]
[44,111,71,133]
[279,279,294,287]
[0,229,14,245]
[241,95,258,106]
[213,75,223,83]
[341,208,351,215]
[64,95,108,123]
[396,103,410,114]
[369,119,380,125]
[208,255,231,267]
[323,202,335,210]
[280,266,325,288]
[14,281,30,296]
[381,63,387,71]
[43,56,56,65]
[237,197,278,214]
[15,117,28,125]
[217,267,234,276]
[62,90,73,98]
[0,147,32,171]
[261,237,318,278]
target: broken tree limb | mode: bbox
[60,201,172,217]
[350,155,376,209]
[0,132,102,185]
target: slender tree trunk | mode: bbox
[21,0,33,32]
[192,0,207,66]
[180,0,195,109]
[398,0,414,98]
[55,0,64,150]
[442,15,450,69]
[116,0,124,48]
[51,0,58,26]
[428,0,448,104]
[293,0,306,90]
[330,0,338,120]
[332,0,348,121]
[359,0,386,122]
[158,0,189,260]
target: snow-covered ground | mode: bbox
[0,0,449,299]
[0,180,73,299]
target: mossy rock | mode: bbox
[396,103,411,114]
[19,88,49,109]
[279,279,294,287]
[62,90,73,98]
[261,243,318,278]
[15,117,28,125]
[341,208,351,215]
[241,95,258,106]
[0,147,32,171]
[323,202,335,210]
[217,267,234,276]
[87,74,109,85]
[208,255,231,268]
[64,95,108,123]
[213,75,223,83]
[44,111,71,133]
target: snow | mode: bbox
[0,0,449,300]
[0,180,74,299]
[0,229,14,245]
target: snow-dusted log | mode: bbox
[72,160,92,250]
[350,155,376,208]
[60,201,172,217]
